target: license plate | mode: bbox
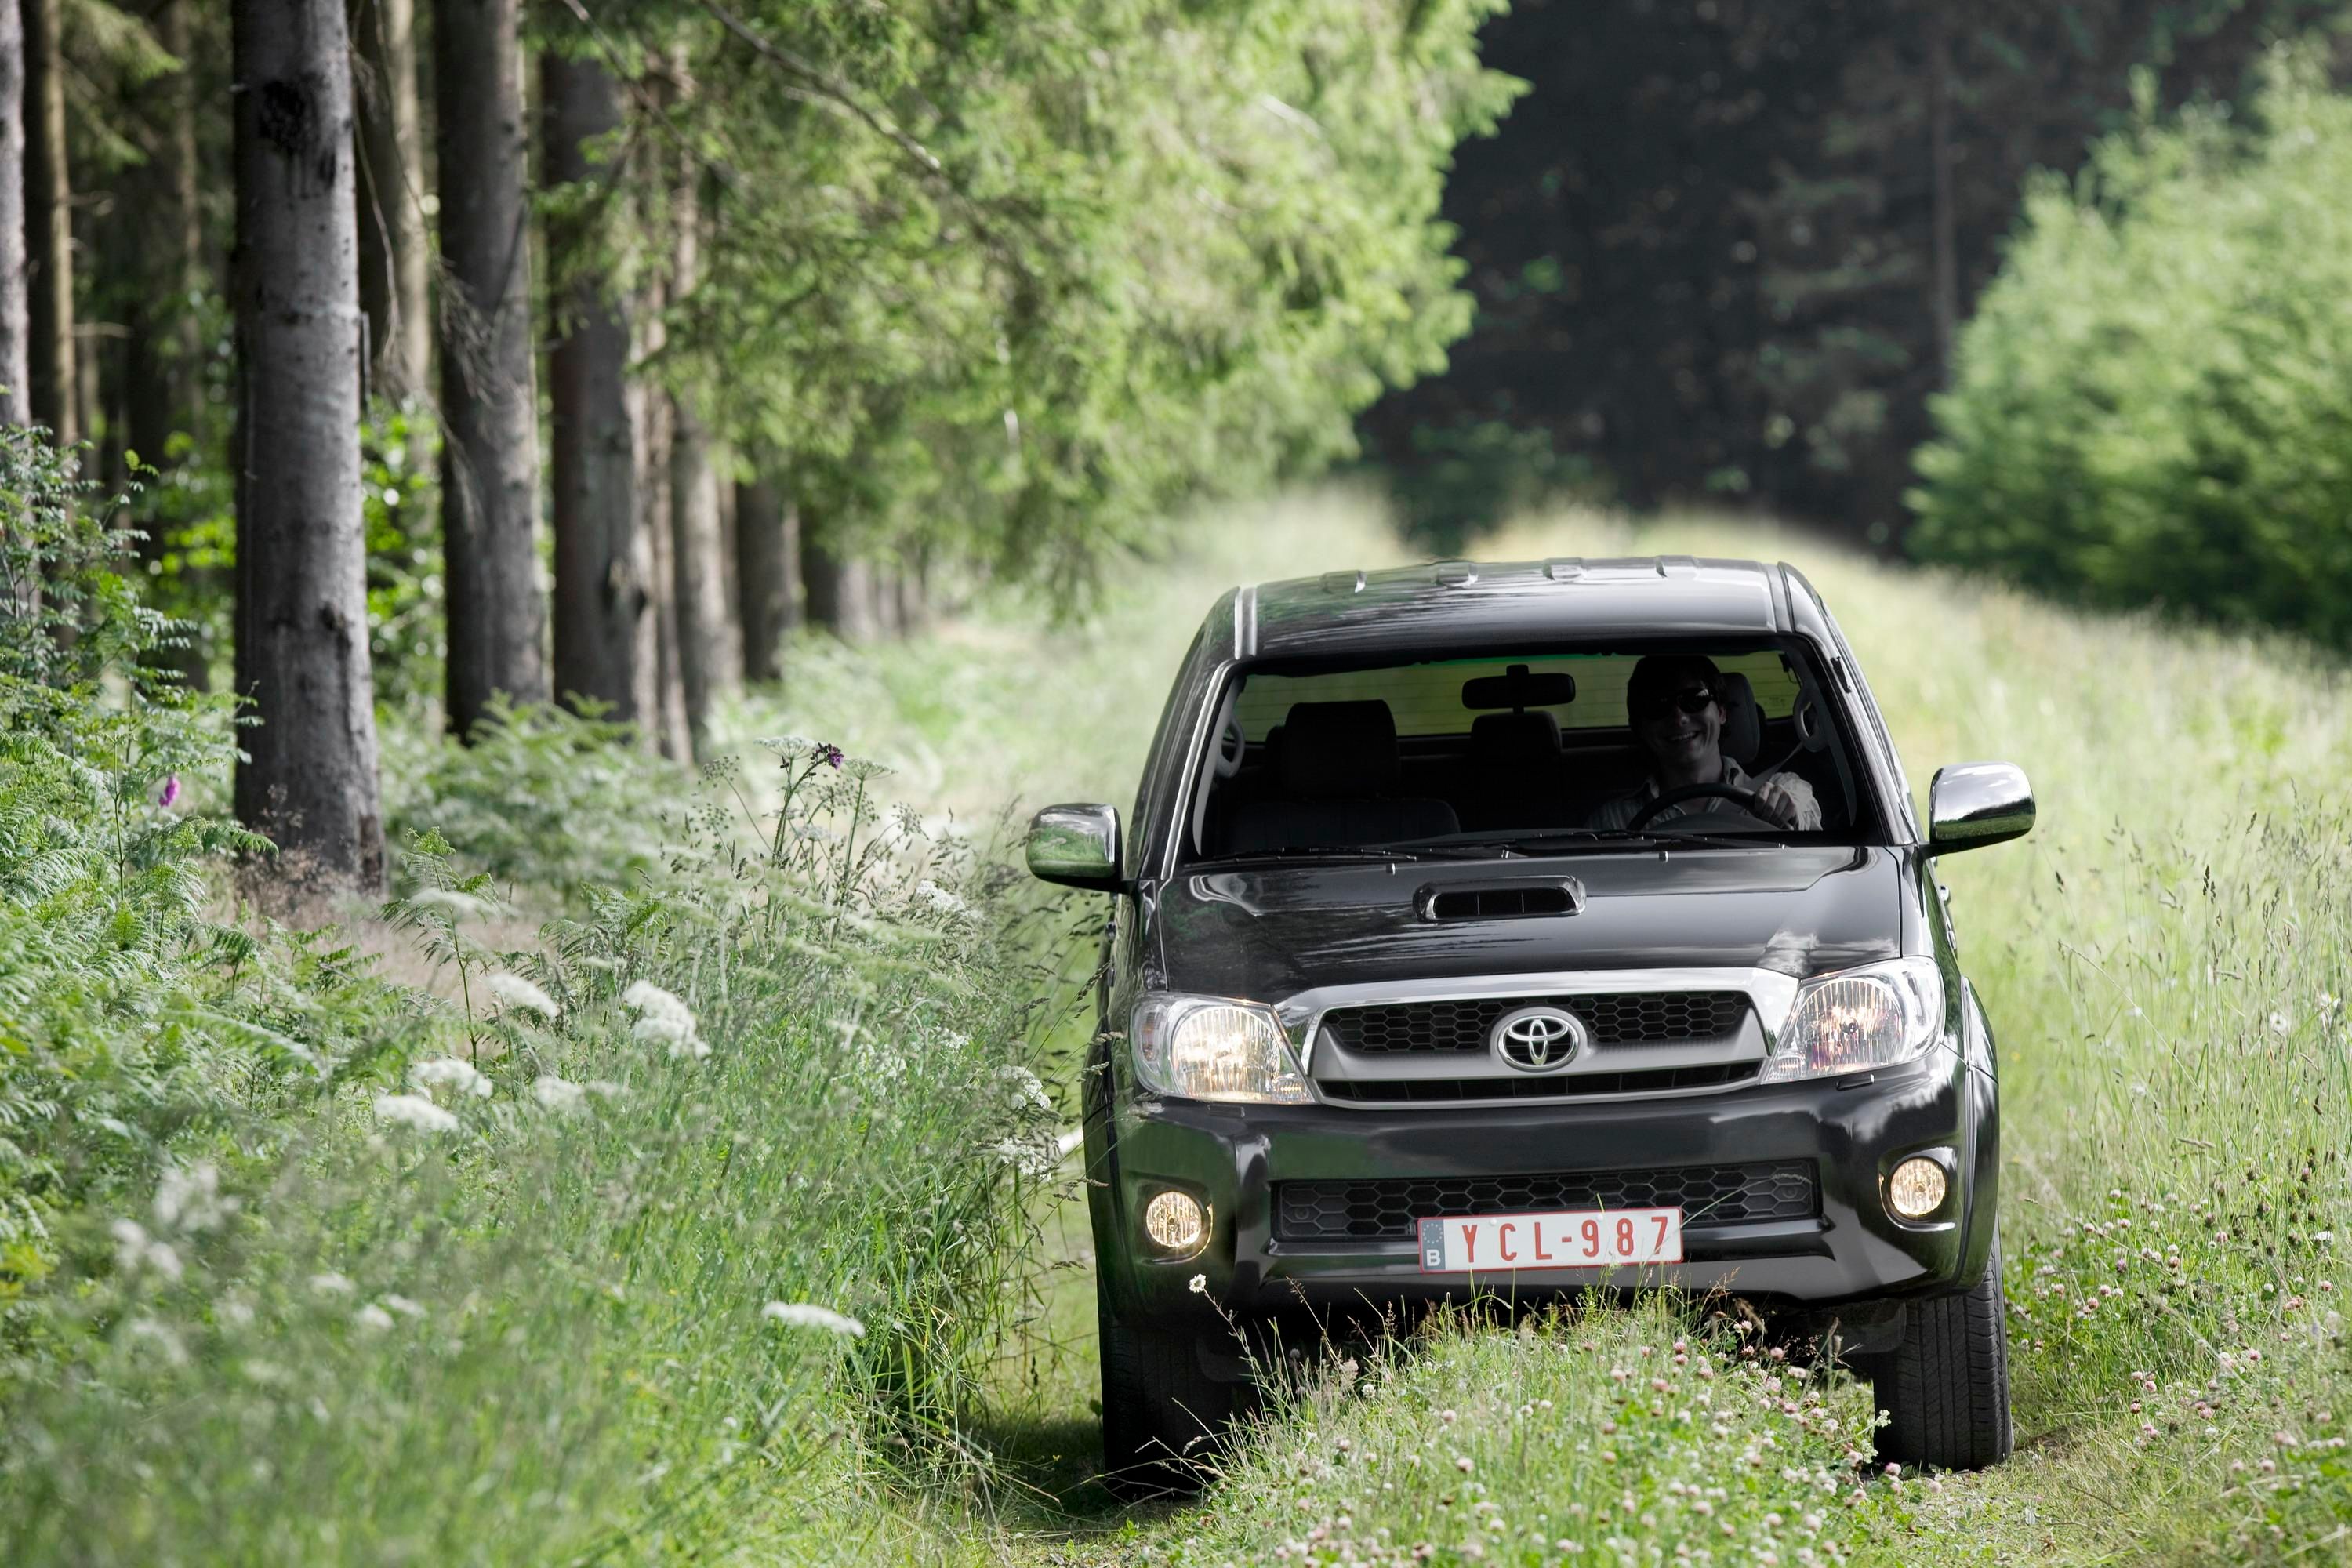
[1417,1207,1684,1272]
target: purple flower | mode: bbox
[814,742,844,770]
[158,775,181,808]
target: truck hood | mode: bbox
[1147,847,1907,1001]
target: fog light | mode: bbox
[1888,1157,1949,1220]
[1142,1189,1208,1255]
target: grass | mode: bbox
[718,492,2352,1566]
[6,484,2349,1565]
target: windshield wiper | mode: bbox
[1191,846,1432,866]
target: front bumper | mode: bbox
[1091,1044,1994,1327]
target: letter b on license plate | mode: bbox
[1417,1207,1684,1272]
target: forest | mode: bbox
[5,0,2352,1563]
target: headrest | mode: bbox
[1279,700,1399,800]
[1470,710,1563,767]
[1719,672,1760,766]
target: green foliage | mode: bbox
[0,428,275,1305]
[1,648,1065,1563]
[1910,53,2352,648]
[378,697,679,897]
[550,0,1519,595]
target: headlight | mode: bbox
[1130,994,1312,1103]
[1759,957,1946,1083]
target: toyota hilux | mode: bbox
[1024,557,2034,1487]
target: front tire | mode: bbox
[1098,1290,1242,1497]
[1871,1241,2014,1471]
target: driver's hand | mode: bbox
[1753,776,1820,830]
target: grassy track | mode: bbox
[12,488,2344,1566]
[752,492,2352,1566]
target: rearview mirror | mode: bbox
[1025,803,1124,892]
[1927,762,2034,854]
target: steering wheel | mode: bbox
[1626,782,1777,832]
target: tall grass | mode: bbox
[9,483,2348,1565]
[702,493,2352,1565]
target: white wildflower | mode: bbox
[916,878,971,916]
[125,1316,190,1367]
[623,982,707,1060]
[586,1080,626,1100]
[152,1161,235,1234]
[374,1093,460,1133]
[308,1272,356,1296]
[111,1218,183,1282]
[989,1134,1060,1178]
[1189,1274,1208,1294]
[380,1294,426,1319]
[532,1075,587,1113]
[410,1058,492,1100]
[353,1303,396,1332]
[760,1301,866,1338]
[2269,1011,2293,1037]
[484,971,561,1019]
[996,1064,1053,1114]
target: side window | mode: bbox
[1789,572,1918,840]
[1127,619,1214,876]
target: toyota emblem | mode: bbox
[1490,1004,1585,1073]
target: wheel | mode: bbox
[1098,1287,1243,1497]
[1871,1240,2014,1471]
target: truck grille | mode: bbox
[1273,1160,1817,1242]
[1324,993,1749,1054]
[1319,1062,1757,1103]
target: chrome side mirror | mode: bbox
[1025,803,1124,892]
[1927,762,2034,854]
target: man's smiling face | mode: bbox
[1635,677,1724,775]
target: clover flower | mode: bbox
[374,1093,460,1133]
[760,1301,866,1338]
[410,1058,492,1100]
[485,972,560,1019]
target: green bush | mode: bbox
[1908,52,2352,650]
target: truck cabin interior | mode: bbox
[1187,641,1875,857]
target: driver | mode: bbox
[1586,654,1822,831]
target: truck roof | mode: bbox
[1233,557,1795,660]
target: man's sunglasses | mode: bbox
[1632,688,1717,720]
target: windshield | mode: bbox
[1180,639,1884,863]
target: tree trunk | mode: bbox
[543,51,648,725]
[662,110,731,759]
[436,0,548,735]
[1927,10,1958,386]
[21,0,71,441]
[230,0,387,894]
[800,527,876,641]
[352,0,431,402]
[124,0,209,688]
[734,477,796,682]
[0,0,24,426]
[633,267,690,759]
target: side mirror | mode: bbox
[1927,762,2034,854]
[1025,803,1125,892]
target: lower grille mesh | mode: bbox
[1274,1160,1818,1242]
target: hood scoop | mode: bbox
[1417,880,1585,922]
